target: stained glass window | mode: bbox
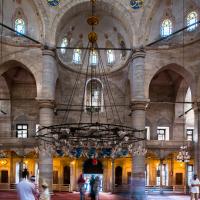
[187,11,198,31]
[61,38,68,54]
[73,49,81,64]
[107,50,115,65]
[86,79,103,112]
[161,19,172,37]
[89,50,98,66]
[15,18,26,35]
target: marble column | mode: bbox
[160,159,163,194]
[41,49,57,100]
[194,102,200,176]
[129,49,145,99]
[38,100,54,191]
[111,159,115,193]
[129,49,147,200]
[37,48,58,191]
[130,100,148,200]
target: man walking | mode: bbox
[17,170,36,200]
[190,174,200,200]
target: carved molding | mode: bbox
[130,99,150,111]
[37,99,55,109]
[131,48,146,60]
[42,48,55,57]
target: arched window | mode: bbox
[89,50,98,66]
[15,18,26,35]
[161,19,172,37]
[73,49,81,64]
[107,50,115,65]
[187,11,198,31]
[60,38,68,54]
[86,79,103,112]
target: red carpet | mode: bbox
[0,191,128,200]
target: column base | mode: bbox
[131,173,147,200]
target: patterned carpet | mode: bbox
[0,191,190,200]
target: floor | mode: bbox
[0,191,191,200]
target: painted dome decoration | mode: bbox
[47,0,60,6]
[130,0,144,10]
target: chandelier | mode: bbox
[35,0,146,159]
[0,151,7,166]
[176,145,190,162]
[0,150,6,158]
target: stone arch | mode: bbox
[50,0,137,47]
[195,76,200,99]
[147,63,195,101]
[0,56,42,99]
[138,0,161,45]
[1,65,38,138]
[157,118,171,127]
[33,0,49,41]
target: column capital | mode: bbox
[130,99,150,111]
[37,99,55,109]
[192,101,200,113]
[132,48,146,60]
[42,46,55,57]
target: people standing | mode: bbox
[190,174,200,200]
[30,176,39,200]
[93,176,101,200]
[17,170,36,200]
[39,181,50,200]
[78,174,86,200]
[89,175,96,200]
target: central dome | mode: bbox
[56,1,131,74]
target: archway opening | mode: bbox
[63,166,70,185]
[83,159,103,192]
[115,166,122,186]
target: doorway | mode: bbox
[83,159,103,192]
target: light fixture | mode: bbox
[35,0,146,159]
[176,145,190,163]
[0,159,7,166]
[0,150,6,158]
[0,151,7,166]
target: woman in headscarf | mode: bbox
[77,174,86,200]
[39,181,50,200]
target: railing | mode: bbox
[146,140,194,150]
[10,183,16,190]
[53,184,70,192]
[114,184,182,194]
[0,137,37,149]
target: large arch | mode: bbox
[0,65,38,138]
[138,0,161,45]
[50,0,137,47]
[0,53,43,99]
[147,63,195,101]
